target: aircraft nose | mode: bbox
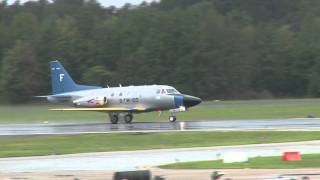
[183,95,202,107]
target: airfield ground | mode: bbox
[2,99,320,179]
[1,98,320,123]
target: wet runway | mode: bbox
[1,118,320,135]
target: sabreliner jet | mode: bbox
[41,60,201,124]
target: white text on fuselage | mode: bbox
[119,98,139,103]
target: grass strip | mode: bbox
[1,131,320,158]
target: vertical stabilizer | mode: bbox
[50,60,101,94]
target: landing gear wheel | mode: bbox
[169,116,176,122]
[124,114,133,124]
[110,114,119,124]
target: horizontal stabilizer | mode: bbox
[34,94,74,99]
[33,95,50,98]
[50,94,73,99]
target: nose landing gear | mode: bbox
[169,115,177,122]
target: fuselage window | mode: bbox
[156,89,161,94]
[111,93,114,97]
[161,89,166,94]
[119,92,123,96]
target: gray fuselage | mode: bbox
[49,85,184,112]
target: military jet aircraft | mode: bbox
[43,60,201,124]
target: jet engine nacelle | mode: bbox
[73,96,107,107]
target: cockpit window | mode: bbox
[166,89,179,94]
[157,88,180,95]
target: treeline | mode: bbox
[1,0,320,103]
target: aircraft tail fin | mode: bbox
[50,60,101,95]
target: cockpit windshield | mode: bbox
[157,88,180,94]
[166,89,179,94]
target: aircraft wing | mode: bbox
[49,107,146,112]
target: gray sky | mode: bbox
[6,0,158,7]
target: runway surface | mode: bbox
[1,140,320,172]
[3,169,320,180]
[1,118,320,135]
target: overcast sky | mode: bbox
[6,0,158,7]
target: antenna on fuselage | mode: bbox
[119,84,122,87]
[106,84,110,88]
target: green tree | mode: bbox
[308,63,320,97]
[11,12,39,41]
[82,65,113,86]
[0,41,43,103]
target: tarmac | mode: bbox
[1,118,320,135]
[1,168,320,180]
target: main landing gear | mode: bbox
[109,113,119,124]
[109,113,133,124]
[109,113,176,124]
[124,114,133,124]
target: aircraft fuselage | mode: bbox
[48,85,199,112]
